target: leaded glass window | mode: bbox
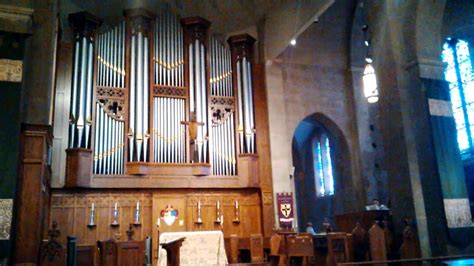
[442,38,474,155]
[313,134,335,197]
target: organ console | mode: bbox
[65,8,259,181]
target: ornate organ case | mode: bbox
[52,8,274,252]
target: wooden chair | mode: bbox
[77,245,97,266]
[268,234,286,266]
[98,239,117,266]
[351,222,368,261]
[327,232,350,266]
[225,234,239,263]
[250,234,265,263]
[400,224,421,266]
[39,221,64,266]
[369,222,387,265]
[286,234,314,266]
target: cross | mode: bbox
[126,224,134,241]
[181,112,205,144]
[281,204,291,217]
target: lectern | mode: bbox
[160,237,186,266]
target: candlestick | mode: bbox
[196,200,203,224]
[233,200,240,224]
[88,203,96,227]
[134,201,141,225]
[111,203,119,226]
[215,200,222,224]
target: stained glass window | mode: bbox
[313,135,335,197]
[442,38,474,155]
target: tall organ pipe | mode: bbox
[68,13,101,149]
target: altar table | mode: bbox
[158,230,228,266]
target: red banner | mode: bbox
[277,192,294,228]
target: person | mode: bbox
[366,198,389,210]
[305,222,316,235]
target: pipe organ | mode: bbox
[67,9,258,177]
[94,22,126,175]
[152,12,186,164]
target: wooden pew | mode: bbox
[287,234,314,266]
[97,225,146,266]
[351,222,368,262]
[369,222,387,266]
[400,224,421,266]
[326,232,350,266]
[224,234,239,263]
[77,245,97,266]
[250,234,265,263]
[98,239,117,266]
[268,233,286,266]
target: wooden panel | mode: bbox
[12,124,52,264]
[117,240,145,266]
[77,245,96,266]
[253,63,275,236]
[50,189,262,266]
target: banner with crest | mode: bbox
[277,192,294,228]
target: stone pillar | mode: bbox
[420,59,474,248]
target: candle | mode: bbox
[235,200,238,209]
[114,202,118,211]
[221,215,224,225]
[156,217,161,227]
[136,201,140,211]
[91,203,95,211]
[217,200,220,209]
[198,200,201,209]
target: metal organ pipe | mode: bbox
[209,37,236,175]
[92,23,125,175]
[128,28,150,162]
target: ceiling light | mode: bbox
[290,39,296,46]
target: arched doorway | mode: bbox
[292,113,354,232]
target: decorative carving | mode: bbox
[210,96,234,107]
[211,107,232,125]
[153,86,186,97]
[40,221,63,263]
[262,192,273,205]
[96,86,126,98]
[97,99,125,120]
[0,199,12,240]
[181,17,210,44]
[104,238,116,255]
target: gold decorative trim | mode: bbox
[0,199,13,240]
[444,198,473,228]
[428,98,453,117]
[0,59,22,82]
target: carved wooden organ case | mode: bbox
[66,9,259,182]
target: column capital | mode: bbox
[68,11,102,39]
[405,58,446,81]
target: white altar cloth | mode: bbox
[158,230,228,266]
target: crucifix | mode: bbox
[181,112,205,162]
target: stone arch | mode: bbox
[291,112,356,231]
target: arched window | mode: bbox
[313,134,335,197]
[442,38,474,156]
